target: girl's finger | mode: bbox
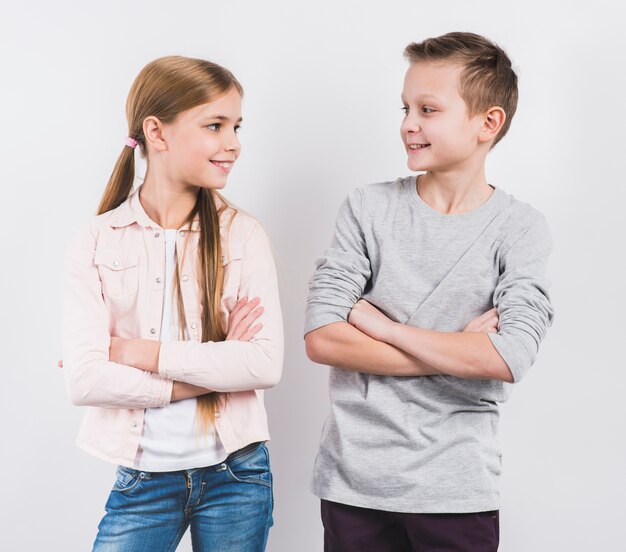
[227,297,259,332]
[240,306,264,328]
[239,323,263,342]
[230,306,264,341]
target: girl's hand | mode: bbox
[348,299,397,343]
[109,336,133,365]
[463,308,499,334]
[226,296,264,341]
[109,337,159,371]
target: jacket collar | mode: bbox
[107,184,228,232]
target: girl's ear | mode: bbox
[479,106,506,144]
[143,116,168,152]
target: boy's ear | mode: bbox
[478,106,506,144]
[143,116,168,152]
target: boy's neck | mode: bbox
[417,168,494,216]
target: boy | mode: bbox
[304,32,553,551]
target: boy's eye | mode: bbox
[422,107,435,114]
[234,125,241,134]
[401,106,409,115]
[206,123,220,131]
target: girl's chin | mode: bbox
[196,180,228,191]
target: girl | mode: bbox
[62,56,283,551]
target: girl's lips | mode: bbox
[210,160,234,174]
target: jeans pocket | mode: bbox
[225,444,272,488]
[112,465,151,493]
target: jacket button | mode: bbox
[155,277,162,284]
[190,322,197,330]
[181,274,188,282]
[214,411,220,418]
[131,421,138,429]
[179,230,186,237]
[154,232,160,238]
[150,328,156,335]
[113,260,120,267]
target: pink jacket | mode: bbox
[62,185,283,466]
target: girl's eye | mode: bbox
[422,107,435,114]
[206,123,220,131]
[401,106,409,115]
[234,125,241,134]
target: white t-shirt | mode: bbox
[135,229,228,471]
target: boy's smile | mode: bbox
[401,61,487,174]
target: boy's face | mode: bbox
[401,61,487,173]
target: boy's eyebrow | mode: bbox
[401,93,441,103]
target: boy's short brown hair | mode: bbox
[404,32,518,146]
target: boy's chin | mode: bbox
[407,159,431,172]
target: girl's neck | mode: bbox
[139,173,198,230]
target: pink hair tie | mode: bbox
[125,137,138,149]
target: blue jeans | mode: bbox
[93,442,273,551]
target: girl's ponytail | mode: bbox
[97,142,137,215]
[95,56,244,435]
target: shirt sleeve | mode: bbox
[62,223,173,408]
[157,220,284,392]
[488,213,555,382]
[304,187,372,335]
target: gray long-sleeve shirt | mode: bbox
[304,176,554,513]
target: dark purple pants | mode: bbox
[321,499,499,552]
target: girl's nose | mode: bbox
[225,133,241,153]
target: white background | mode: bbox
[1,1,625,550]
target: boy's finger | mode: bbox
[475,308,497,323]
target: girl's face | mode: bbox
[161,87,242,190]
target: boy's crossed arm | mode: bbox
[304,188,552,385]
[305,303,511,382]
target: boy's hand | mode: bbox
[226,296,264,341]
[463,308,499,334]
[348,299,396,342]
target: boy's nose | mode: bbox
[402,118,421,134]
[401,114,420,133]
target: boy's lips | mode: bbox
[407,143,431,150]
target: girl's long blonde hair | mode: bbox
[97,56,243,433]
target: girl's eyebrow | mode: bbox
[201,115,243,123]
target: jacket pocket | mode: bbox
[94,250,139,301]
